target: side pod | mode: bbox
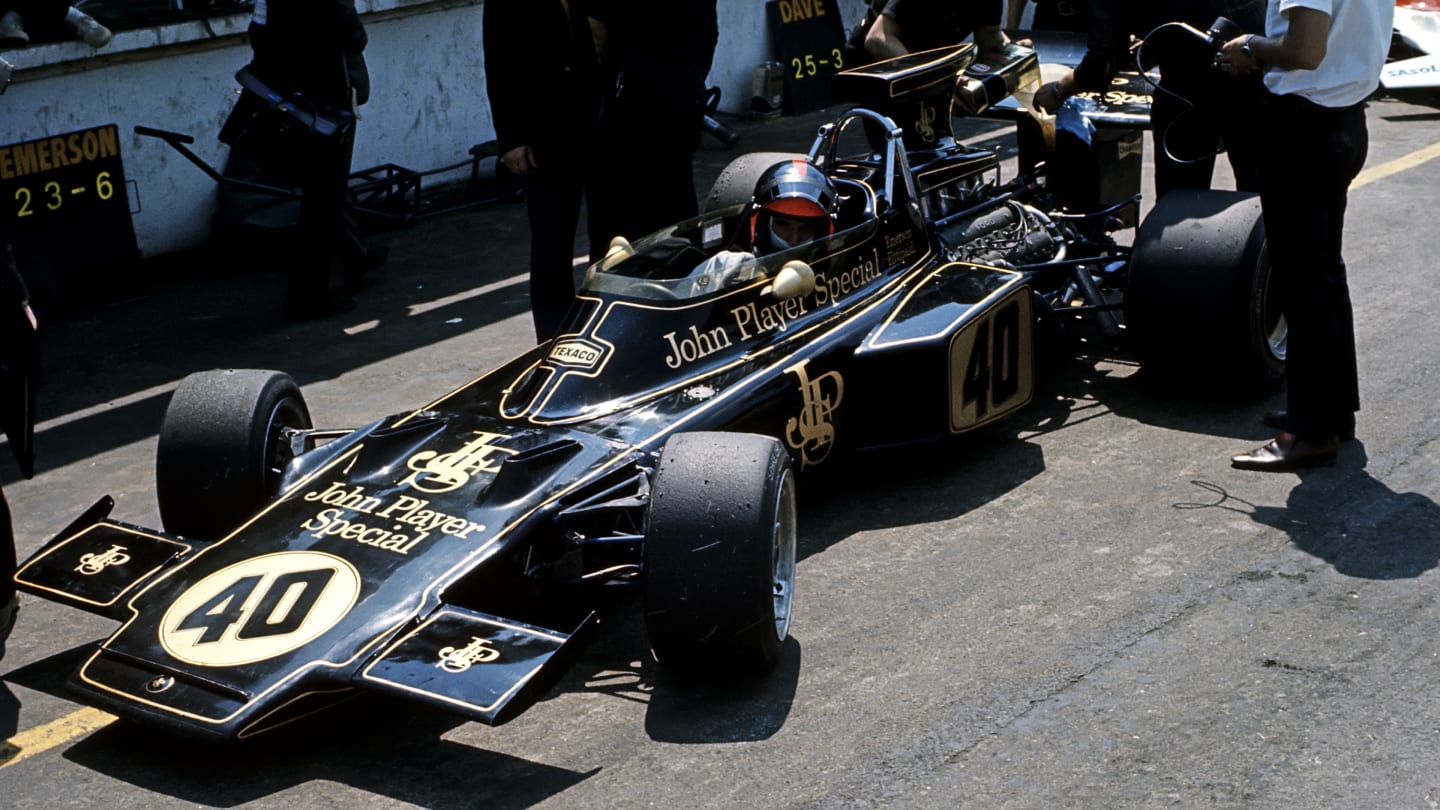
[845,262,1034,447]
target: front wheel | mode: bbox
[155,369,312,539]
[1124,189,1284,390]
[643,431,797,679]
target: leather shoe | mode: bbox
[1261,410,1355,441]
[1232,432,1339,472]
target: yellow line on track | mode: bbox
[1353,140,1440,190]
[0,707,116,770]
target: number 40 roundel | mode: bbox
[159,552,362,668]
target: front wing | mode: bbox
[359,606,596,727]
[13,498,202,621]
[14,499,595,737]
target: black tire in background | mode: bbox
[704,151,808,213]
[1124,189,1285,389]
[643,431,797,679]
[156,369,312,539]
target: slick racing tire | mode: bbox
[1124,189,1284,389]
[156,369,312,540]
[704,151,807,213]
[644,431,797,679]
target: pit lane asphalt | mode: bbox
[3,98,1440,808]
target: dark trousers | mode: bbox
[1258,92,1367,440]
[588,107,702,265]
[1152,69,1264,198]
[220,86,359,305]
[1,228,23,606]
[288,121,358,302]
[587,147,698,265]
[525,164,587,342]
[1,486,15,604]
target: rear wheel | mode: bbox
[643,431,796,679]
[1124,189,1284,389]
[156,369,312,539]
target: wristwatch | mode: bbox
[1241,34,1256,61]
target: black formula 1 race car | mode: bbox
[13,41,1281,741]
[1383,0,1440,105]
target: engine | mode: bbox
[938,200,1063,268]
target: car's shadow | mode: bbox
[7,599,800,805]
[56,701,599,809]
[7,643,600,807]
[3,643,577,807]
[1048,346,1285,441]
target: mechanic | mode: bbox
[221,0,377,320]
[748,160,839,255]
[1032,0,1268,197]
[484,0,603,343]
[1221,0,1392,471]
[863,0,1010,61]
[587,0,719,263]
[0,221,37,659]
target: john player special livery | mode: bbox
[15,41,1281,740]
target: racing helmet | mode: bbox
[750,159,838,253]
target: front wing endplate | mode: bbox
[15,518,193,619]
[358,606,594,726]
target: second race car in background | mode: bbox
[1383,0,1440,104]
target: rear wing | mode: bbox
[830,42,1040,151]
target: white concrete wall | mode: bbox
[0,0,869,257]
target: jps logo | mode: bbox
[784,360,844,469]
[75,544,130,575]
[402,431,517,494]
[915,101,938,144]
[436,636,501,673]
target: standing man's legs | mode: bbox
[525,166,585,342]
[1259,95,1366,441]
[1151,70,1265,198]
[1151,73,1221,199]
[1,485,18,657]
[1219,75,1266,193]
[0,223,23,657]
[286,123,357,319]
[588,110,700,260]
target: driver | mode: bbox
[683,159,840,294]
[749,159,839,255]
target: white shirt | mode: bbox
[1264,0,1395,107]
